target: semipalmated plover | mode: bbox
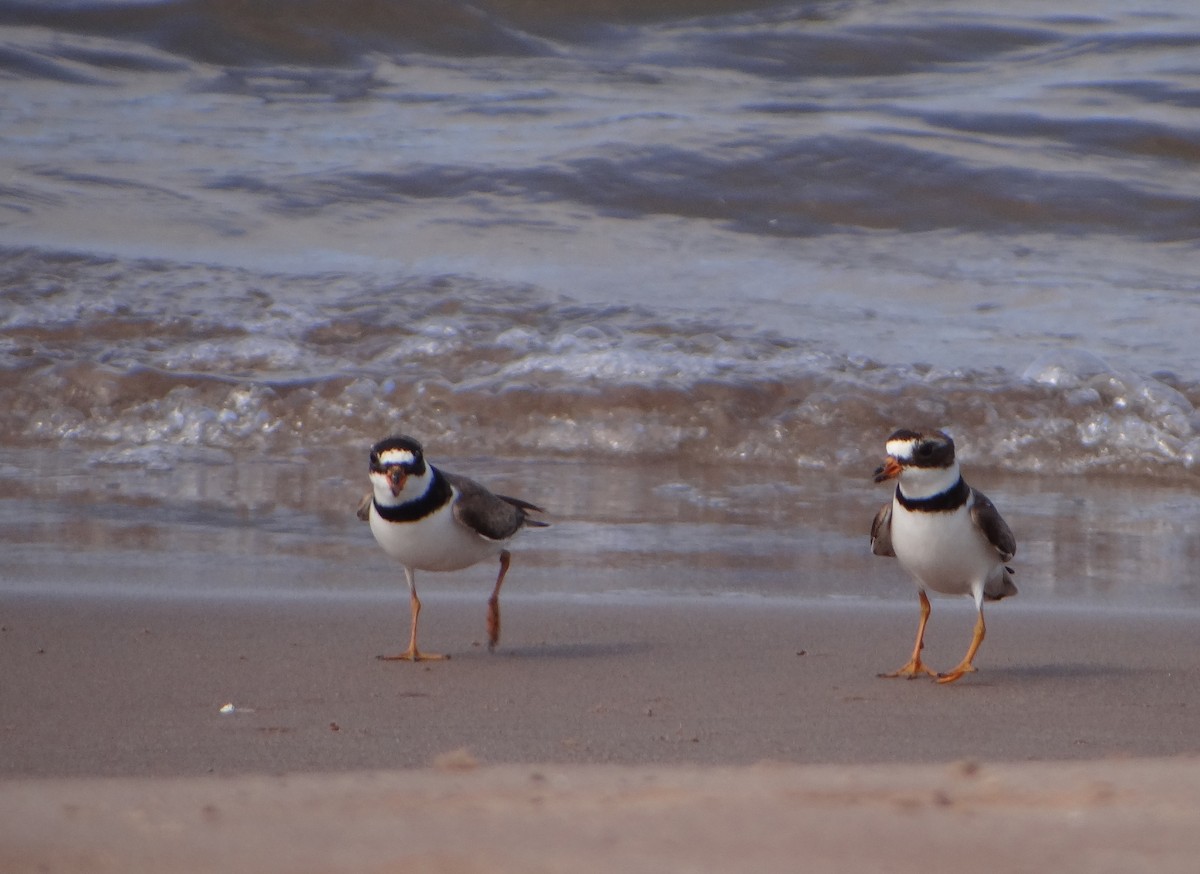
[358,435,547,661]
[870,428,1016,684]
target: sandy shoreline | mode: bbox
[3,589,1200,870]
[3,592,1199,776]
[3,757,1199,874]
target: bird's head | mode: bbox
[369,434,430,503]
[874,428,959,492]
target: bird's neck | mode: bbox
[897,460,962,500]
[372,467,453,523]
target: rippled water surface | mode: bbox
[1,0,1198,604]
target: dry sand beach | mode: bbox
[3,585,1200,871]
[3,595,1200,776]
[5,758,1200,874]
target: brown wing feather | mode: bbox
[356,492,371,522]
[496,493,550,527]
[445,472,545,541]
[970,488,1016,562]
[870,501,896,557]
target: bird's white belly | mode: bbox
[369,501,502,572]
[890,502,996,597]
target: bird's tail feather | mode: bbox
[499,494,550,527]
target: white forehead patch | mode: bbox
[886,438,917,460]
[378,448,417,466]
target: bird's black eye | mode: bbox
[916,443,933,457]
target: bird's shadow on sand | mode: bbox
[978,662,1147,684]
[482,641,653,660]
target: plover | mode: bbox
[870,428,1016,684]
[357,435,547,661]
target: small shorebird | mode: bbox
[358,435,547,661]
[870,428,1016,684]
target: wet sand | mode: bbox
[4,593,1200,776]
[2,590,1199,871]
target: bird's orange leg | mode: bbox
[937,608,985,684]
[880,590,938,679]
[378,568,446,662]
[486,551,511,651]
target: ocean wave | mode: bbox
[3,0,1199,485]
[668,19,1063,79]
[201,135,1200,241]
[5,0,1198,248]
[6,1,1199,86]
[2,251,1197,480]
[0,0,556,67]
[6,344,1197,479]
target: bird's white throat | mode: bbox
[897,460,962,500]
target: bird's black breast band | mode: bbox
[895,476,969,513]
[373,468,453,522]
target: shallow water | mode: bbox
[1,1,1198,607]
[2,447,1196,610]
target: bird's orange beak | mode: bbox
[387,469,407,496]
[873,457,903,483]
